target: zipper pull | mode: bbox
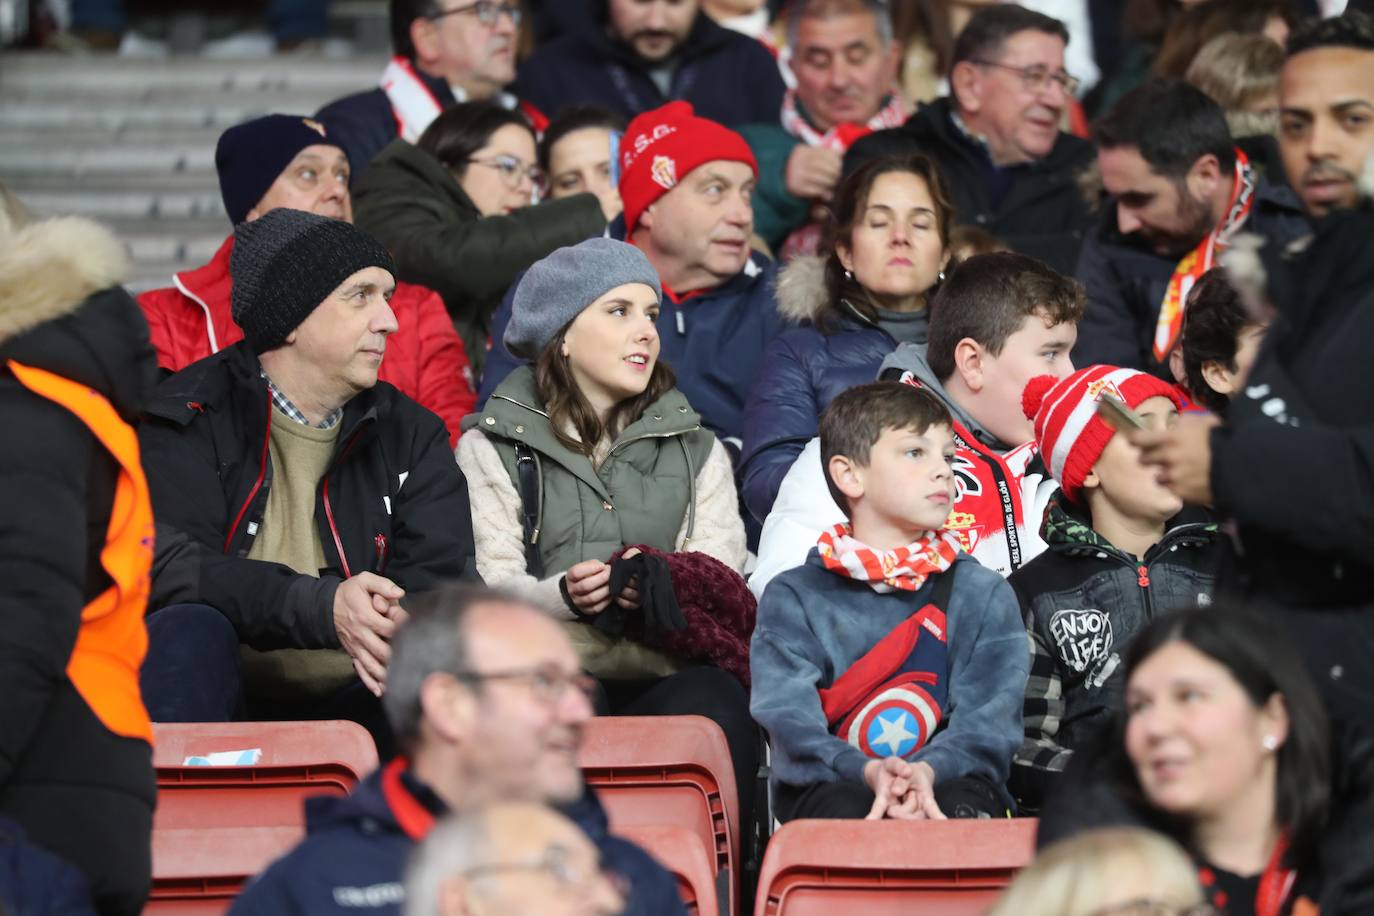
[374,533,389,573]
[675,310,685,336]
[1137,564,1150,588]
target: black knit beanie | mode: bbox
[230,209,396,354]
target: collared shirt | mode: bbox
[261,370,343,430]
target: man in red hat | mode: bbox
[480,101,791,461]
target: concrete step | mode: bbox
[0,51,386,93]
[0,98,350,130]
[0,144,216,177]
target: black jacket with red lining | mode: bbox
[139,340,479,650]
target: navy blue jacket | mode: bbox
[316,68,459,183]
[513,13,785,128]
[480,243,791,454]
[739,304,896,523]
[230,767,684,915]
[1072,177,1309,377]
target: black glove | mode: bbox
[599,552,687,642]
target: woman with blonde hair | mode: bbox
[989,828,1208,916]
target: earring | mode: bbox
[938,270,946,282]
[844,269,853,280]
[1262,735,1279,751]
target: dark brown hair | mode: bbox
[417,100,533,181]
[818,153,955,333]
[893,0,955,81]
[926,251,1087,383]
[1152,0,1299,81]
[819,381,952,514]
[1180,268,1260,414]
[533,323,676,457]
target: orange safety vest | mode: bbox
[7,359,155,745]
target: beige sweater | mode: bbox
[246,409,338,575]
[456,429,747,620]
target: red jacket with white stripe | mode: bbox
[137,236,475,446]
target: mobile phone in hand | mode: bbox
[1097,392,1145,431]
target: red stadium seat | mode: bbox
[146,720,379,913]
[579,715,738,913]
[754,818,1038,916]
[618,824,721,916]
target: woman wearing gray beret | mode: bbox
[457,236,756,826]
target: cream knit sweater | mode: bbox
[456,429,747,620]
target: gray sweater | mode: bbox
[751,551,1028,789]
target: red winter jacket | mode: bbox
[137,236,475,447]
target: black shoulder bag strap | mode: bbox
[513,443,544,579]
[926,560,957,613]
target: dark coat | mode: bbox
[844,97,1097,276]
[1072,177,1309,377]
[1211,207,1374,735]
[352,138,606,372]
[0,219,160,916]
[230,766,686,916]
[479,227,791,455]
[139,341,479,650]
[737,257,897,522]
[1008,497,1223,811]
[315,67,459,182]
[513,12,785,128]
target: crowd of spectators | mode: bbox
[6,0,1374,913]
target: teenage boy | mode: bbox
[751,382,1027,821]
[751,251,1084,596]
[1010,365,1224,811]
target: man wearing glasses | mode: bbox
[318,0,534,183]
[845,4,1095,276]
[231,584,683,915]
[405,802,626,916]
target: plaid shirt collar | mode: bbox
[261,370,343,430]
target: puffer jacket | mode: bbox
[0,217,159,915]
[1009,496,1222,811]
[351,138,607,373]
[136,236,476,447]
[739,256,898,522]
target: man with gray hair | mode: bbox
[232,584,682,915]
[403,802,625,916]
[742,0,909,256]
[844,3,1095,274]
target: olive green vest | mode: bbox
[469,368,717,678]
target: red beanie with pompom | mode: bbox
[1022,365,1185,503]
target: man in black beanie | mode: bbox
[137,209,480,738]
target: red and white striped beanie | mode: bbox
[1021,365,1185,503]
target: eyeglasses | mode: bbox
[972,60,1080,96]
[463,844,627,898]
[451,663,596,705]
[430,0,521,28]
[466,154,547,194]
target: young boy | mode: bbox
[1010,365,1225,811]
[751,252,1085,596]
[751,382,1029,821]
[1179,267,1269,415]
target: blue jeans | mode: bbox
[141,603,243,722]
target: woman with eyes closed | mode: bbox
[739,153,955,521]
[352,101,612,374]
[457,238,758,830]
[539,104,627,222]
[1039,607,1374,916]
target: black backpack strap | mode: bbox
[513,443,544,579]
[926,560,957,612]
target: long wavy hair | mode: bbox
[533,321,677,458]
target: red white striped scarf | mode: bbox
[816,523,963,594]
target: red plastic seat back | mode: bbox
[755,818,1037,916]
[147,721,379,911]
[617,824,721,916]
[578,715,737,877]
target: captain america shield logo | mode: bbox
[840,681,943,759]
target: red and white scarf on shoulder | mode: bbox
[816,523,963,594]
[1153,146,1255,362]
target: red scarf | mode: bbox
[1154,146,1255,362]
[1198,831,1297,916]
[816,523,962,593]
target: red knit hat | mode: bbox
[1021,365,1186,503]
[619,101,758,236]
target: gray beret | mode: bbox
[504,238,663,359]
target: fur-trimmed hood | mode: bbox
[0,216,157,422]
[774,255,831,324]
